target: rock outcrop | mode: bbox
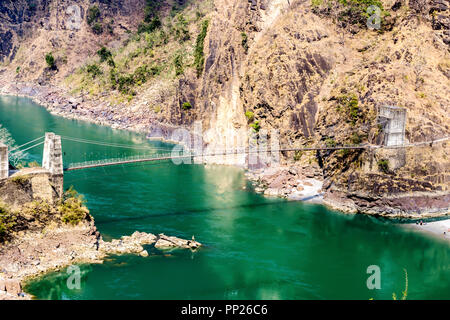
[247,164,324,200]
[0,169,201,300]
[0,228,201,300]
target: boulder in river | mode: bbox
[154,234,202,250]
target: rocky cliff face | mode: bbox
[0,0,145,81]
[0,0,448,217]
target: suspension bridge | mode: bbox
[1,102,449,176]
[64,145,369,171]
[2,131,449,174]
[2,133,370,173]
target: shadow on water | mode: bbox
[95,199,294,224]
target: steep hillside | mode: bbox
[0,0,146,80]
[0,0,448,217]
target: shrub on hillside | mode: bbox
[97,47,115,67]
[87,6,103,34]
[174,14,190,42]
[245,110,255,122]
[325,138,337,148]
[378,159,390,173]
[241,32,249,53]
[144,0,162,22]
[97,47,113,62]
[250,121,261,133]
[294,150,304,161]
[11,175,29,186]
[45,53,56,69]
[311,0,387,29]
[138,16,162,34]
[59,186,89,226]
[0,203,16,241]
[23,200,52,219]
[110,64,161,94]
[87,5,100,25]
[337,93,360,125]
[182,102,192,110]
[174,53,184,76]
[86,64,102,78]
[92,23,103,35]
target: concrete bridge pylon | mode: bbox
[43,132,64,197]
[0,143,8,180]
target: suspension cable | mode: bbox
[9,136,44,152]
[60,136,176,151]
[10,141,45,154]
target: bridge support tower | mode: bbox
[378,106,407,146]
[0,143,8,180]
[43,132,64,197]
[376,106,407,170]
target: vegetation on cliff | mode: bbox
[66,0,213,104]
[45,53,56,70]
[182,101,192,110]
[87,5,103,35]
[194,19,209,77]
[335,92,361,125]
[311,0,389,31]
[0,202,16,241]
[59,186,90,226]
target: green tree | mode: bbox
[87,5,100,25]
[97,47,113,62]
[45,52,56,69]
[182,102,192,110]
[245,110,255,122]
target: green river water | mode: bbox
[0,95,449,300]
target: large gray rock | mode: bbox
[154,234,201,250]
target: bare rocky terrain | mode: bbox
[0,0,448,216]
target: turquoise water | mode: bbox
[1,95,449,300]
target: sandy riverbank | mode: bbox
[405,219,450,242]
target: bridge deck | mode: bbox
[64,146,368,171]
